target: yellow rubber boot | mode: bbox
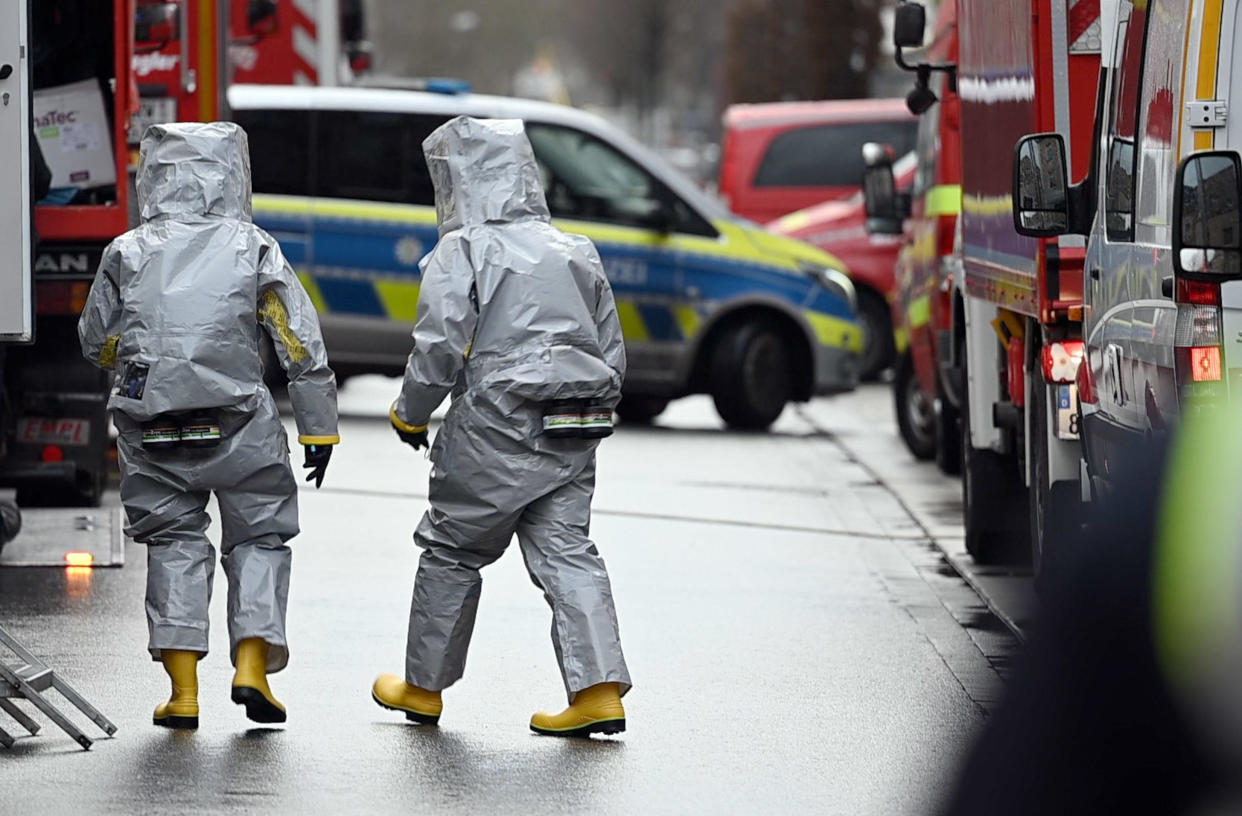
[231,638,287,724]
[530,682,626,738]
[371,674,442,725]
[153,649,200,730]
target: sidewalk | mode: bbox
[800,385,1039,638]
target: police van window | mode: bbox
[1134,0,1189,245]
[753,121,918,188]
[315,110,442,205]
[233,109,312,196]
[1104,1,1150,242]
[525,123,716,237]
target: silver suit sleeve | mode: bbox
[78,242,123,370]
[394,237,479,429]
[590,255,626,407]
[256,236,340,445]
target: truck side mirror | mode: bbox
[862,144,903,235]
[134,1,180,53]
[893,3,927,49]
[1173,151,1242,278]
[1012,133,1070,237]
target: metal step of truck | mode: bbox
[0,506,124,568]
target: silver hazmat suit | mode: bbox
[392,116,631,700]
[79,122,338,671]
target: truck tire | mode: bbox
[710,321,792,430]
[961,392,1030,565]
[935,394,962,475]
[893,352,935,460]
[1029,377,1083,593]
[858,290,896,381]
[616,395,669,425]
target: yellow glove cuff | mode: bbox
[298,434,340,445]
[390,404,427,434]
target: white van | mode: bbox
[228,84,861,430]
[1013,0,1242,494]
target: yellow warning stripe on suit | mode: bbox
[99,335,120,368]
[258,290,308,364]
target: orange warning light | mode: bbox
[1191,346,1223,382]
[64,552,94,567]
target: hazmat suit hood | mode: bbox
[137,121,253,223]
[423,116,550,235]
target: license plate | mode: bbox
[132,97,177,139]
[18,417,91,446]
[1054,383,1080,441]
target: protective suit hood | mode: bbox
[423,116,550,235]
[137,121,252,223]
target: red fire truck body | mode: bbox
[952,0,1102,567]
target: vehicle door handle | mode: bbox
[0,65,12,81]
[1161,276,1173,298]
[1089,268,1100,281]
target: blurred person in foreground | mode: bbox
[79,122,338,729]
[939,403,1242,814]
[371,116,631,737]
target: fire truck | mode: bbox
[868,0,1103,575]
[131,0,370,138]
[0,0,138,509]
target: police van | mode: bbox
[228,84,861,430]
[1012,0,1242,494]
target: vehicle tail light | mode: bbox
[1177,278,1222,306]
[1173,279,1226,403]
[1041,340,1084,384]
[1189,346,1222,381]
[37,281,90,315]
[41,445,64,463]
[1076,352,1098,405]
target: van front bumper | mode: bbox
[812,344,860,396]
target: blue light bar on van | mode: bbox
[423,78,472,95]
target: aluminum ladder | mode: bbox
[0,625,117,750]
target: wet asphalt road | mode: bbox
[0,382,1015,814]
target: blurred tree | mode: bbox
[724,0,884,103]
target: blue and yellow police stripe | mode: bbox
[255,195,861,353]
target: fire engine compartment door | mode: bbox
[0,0,31,342]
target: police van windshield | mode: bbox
[526,124,716,237]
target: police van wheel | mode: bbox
[894,352,935,460]
[616,395,668,425]
[858,290,896,381]
[710,322,791,430]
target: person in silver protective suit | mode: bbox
[78,122,339,729]
[371,116,631,737]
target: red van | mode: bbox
[719,98,917,224]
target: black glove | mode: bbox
[395,426,429,450]
[302,444,333,488]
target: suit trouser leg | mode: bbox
[120,462,214,660]
[515,461,631,701]
[217,455,299,673]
